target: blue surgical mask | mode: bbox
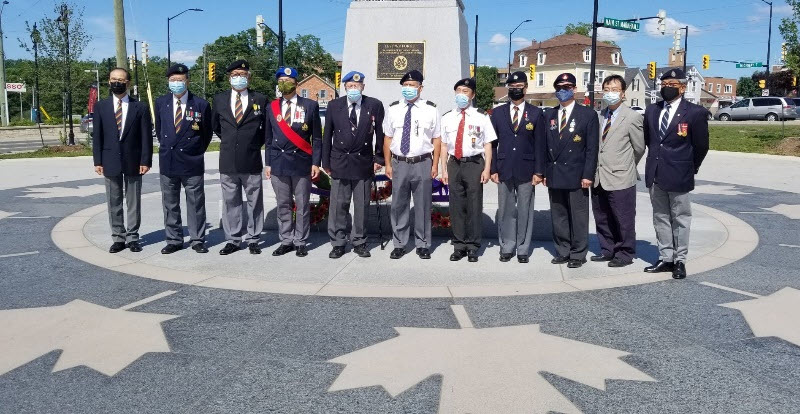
[455,93,470,109]
[346,88,362,103]
[602,91,621,106]
[555,88,575,103]
[230,76,249,90]
[402,86,418,101]
[168,81,187,95]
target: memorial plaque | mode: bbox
[377,42,425,79]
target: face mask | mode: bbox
[402,86,418,101]
[346,88,362,103]
[278,81,296,95]
[109,81,127,95]
[555,88,575,103]
[508,87,525,101]
[660,86,680,102]
[454,93,470,109]
[602,91,621,106]
[230,76,248,90]
[168,81,187,95]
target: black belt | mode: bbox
[449,154,483,163]
[391,153,432,164]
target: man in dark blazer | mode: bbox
[211,59,268,256]
[265,66,322,258]
[643,68,709,279]
[490,71,546,263]
[313,70,384,259]
[92,67,153,253]
[544,73,599,268]
[154,64,213,255]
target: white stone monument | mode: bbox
[341,0,470,111]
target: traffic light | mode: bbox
[529,64,536,80]
[335,72,341,87]
[256,15,265,47]
[657,9,667,35]
[208,62,216,81]
[469,64,475,78]
[758,79,766,89]
[647,61,657,79]
[702,55,710,70]
[793,76,797,87]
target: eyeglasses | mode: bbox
[602,88,623,93]
[662,82,682,88]
[109,78,128,83]
[555,85,574,91]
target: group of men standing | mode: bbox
[91,60,708,280]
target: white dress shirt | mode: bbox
[173,92,188,120]
[659,97,682,127]
[441,106,497,157]
[347,97,362,125]
[113,94,130,136]
[383,98,441,157]
[509,101,525,124]
[230,89,249,117]
[558,101,576,131]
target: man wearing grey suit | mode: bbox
[591,75,645,267]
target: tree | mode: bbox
[737,77,759,98]
[475,66,498,111]
[18,2,91,62]
[752,70,796,97]
[780,1,800,75]
[284,34,339,82]
[564,23,592,37]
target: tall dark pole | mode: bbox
[474,15,478,72]
[167,18,171,67]
[133,40,140,99]
[763,0,772,80]
[60,4,75,145]
[682,26,688,75]
[32,23,41,123]
[507,19,531,75]
[278,0,284,66]
[589,0,600,107]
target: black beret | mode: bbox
[226,59,250,73]
[553,72,577,87]
[661,68,686,81]
[166,64,189,78]
[506,71,528,85]
[453,77,477,91]
[400,70,424,85]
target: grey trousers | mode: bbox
[447,157,484,252]
[649,183,692,262]
[549,188,590,260]
[220,173,264,245]
[104,174,142,243]
[160,174,206,246]
[390,157,432,249]
[328,178,370,247]
[497,178,536,256]
[271,175,311,247]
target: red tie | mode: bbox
[454,110,466,160]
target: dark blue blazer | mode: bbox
[643,98,710,193]
[543,103,599,190]
[92,95,153,177]
[211,89,267,175]
[154,92,212,177]
[489,102,546,183]
[265,95,322,177]
[314,95,385,180]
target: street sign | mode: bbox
[736,62,763,68]
[762,89,770,97]
[603,18,640,32]
[5,83,26,93]
[651,95,657,104]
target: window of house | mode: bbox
[708,83,713,91]
[519,54,528,67]
[725,84,732,94]
[631,79,638,91]
[716,84,721,93]
[583,71,590,87]
[319,90,327,99]
[583,49,591,63]
[537,72,544,87]
[631,98,638,106]
[612,52,620,65]
[596,70,605,81]
[301,89,308,98]
[691,82,697,92]
[537,51,546,65]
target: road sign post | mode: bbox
[603,18,640,32]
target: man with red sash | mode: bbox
[264,66,322,257]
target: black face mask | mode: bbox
[508,87,525,101]
[660,86,680,102]
[109,81,128,95]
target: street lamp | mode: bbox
[167,8,203,67]
[507,19,532,75]
[31,22,41,124]
[84,69,99,87]
[760,0,773,81]
[0,0,10,126]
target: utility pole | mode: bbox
[0,0,9,126]
[58,4,75,145]
[681,26,689,75]
[278,0,284,66]
[589,0,599,107]
[760,0,773,80]
[31,22,41,123]
[473,15,478,74]
[133,40,140,98]
[114,0,127,69]
[202,44,207,98]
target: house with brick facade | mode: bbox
[297,74,337,110]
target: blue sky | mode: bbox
[1,0,792,80]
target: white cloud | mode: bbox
[644,18,700,38]
[489,33,508,46]
[170,50,201,65]
[595,27,629,42]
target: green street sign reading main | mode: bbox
[736,62,763,68]
[603,18,640,32]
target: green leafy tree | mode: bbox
[563,22,617,46]
[284,34,339,82]
[780,1,800,75]
[736,76,759,98]
[475,66,498,111]
[752,70,795,97]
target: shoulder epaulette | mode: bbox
[442,110,453,116]
[389,101,400,107]
[426,101,437,107]
[476,108,486,115]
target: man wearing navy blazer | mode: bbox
[313,70,384,259]
[92,67,153,253]
[489,71,546,263]
[265,66,322,258]
[543,73,599,268]
[154,64,213,255]
[643,68,709,279]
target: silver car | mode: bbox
[715,97,796,121]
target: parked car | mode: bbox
[79,114,93,133]
[793,98,800,115]
[630,106,645,115]
[714,97,797,121]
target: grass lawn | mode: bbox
[709,125,800,156]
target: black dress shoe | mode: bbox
[517,255,529,263]
[450,250,466,261]
[329,246,346,259]
[608,257,632,268]
[499,253,513,262]
[644,260,674,273]
[390,248,405,259]
[416,248,431,259]
[248,243,262,255]
[127,241,142,252]
[192,243,209,253]
[551,256,569,264]
[468,252,479,262]
[590,254,613,262]
[296,245,308,257]
[567,259,586,268]
[353,244,371,258]
[161,244,182,254]
[272,244,295,256]
[219,243,240,255]
[672,261,687,279]
[109,242,126,253]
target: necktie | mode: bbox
[350,102,358,132]
[284,99,292,123]
[115,99,123,136]
[658,103,672,141]
[400,102,413,155]
[454,110,466,160]
[234,92,243,124]
[559,108,567,139]
[602,109,613,142]
[512,106,519,132]
[174,100,183,133]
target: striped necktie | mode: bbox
[602,109,613,141]
[512,106,519,132]
[559,108,567,139]
[174,100,183,133]
[284,99,292,123]
[658,103,672,141]
[234,92,243,124]
[115,99,123,136]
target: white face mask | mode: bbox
[602,91,622,106]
